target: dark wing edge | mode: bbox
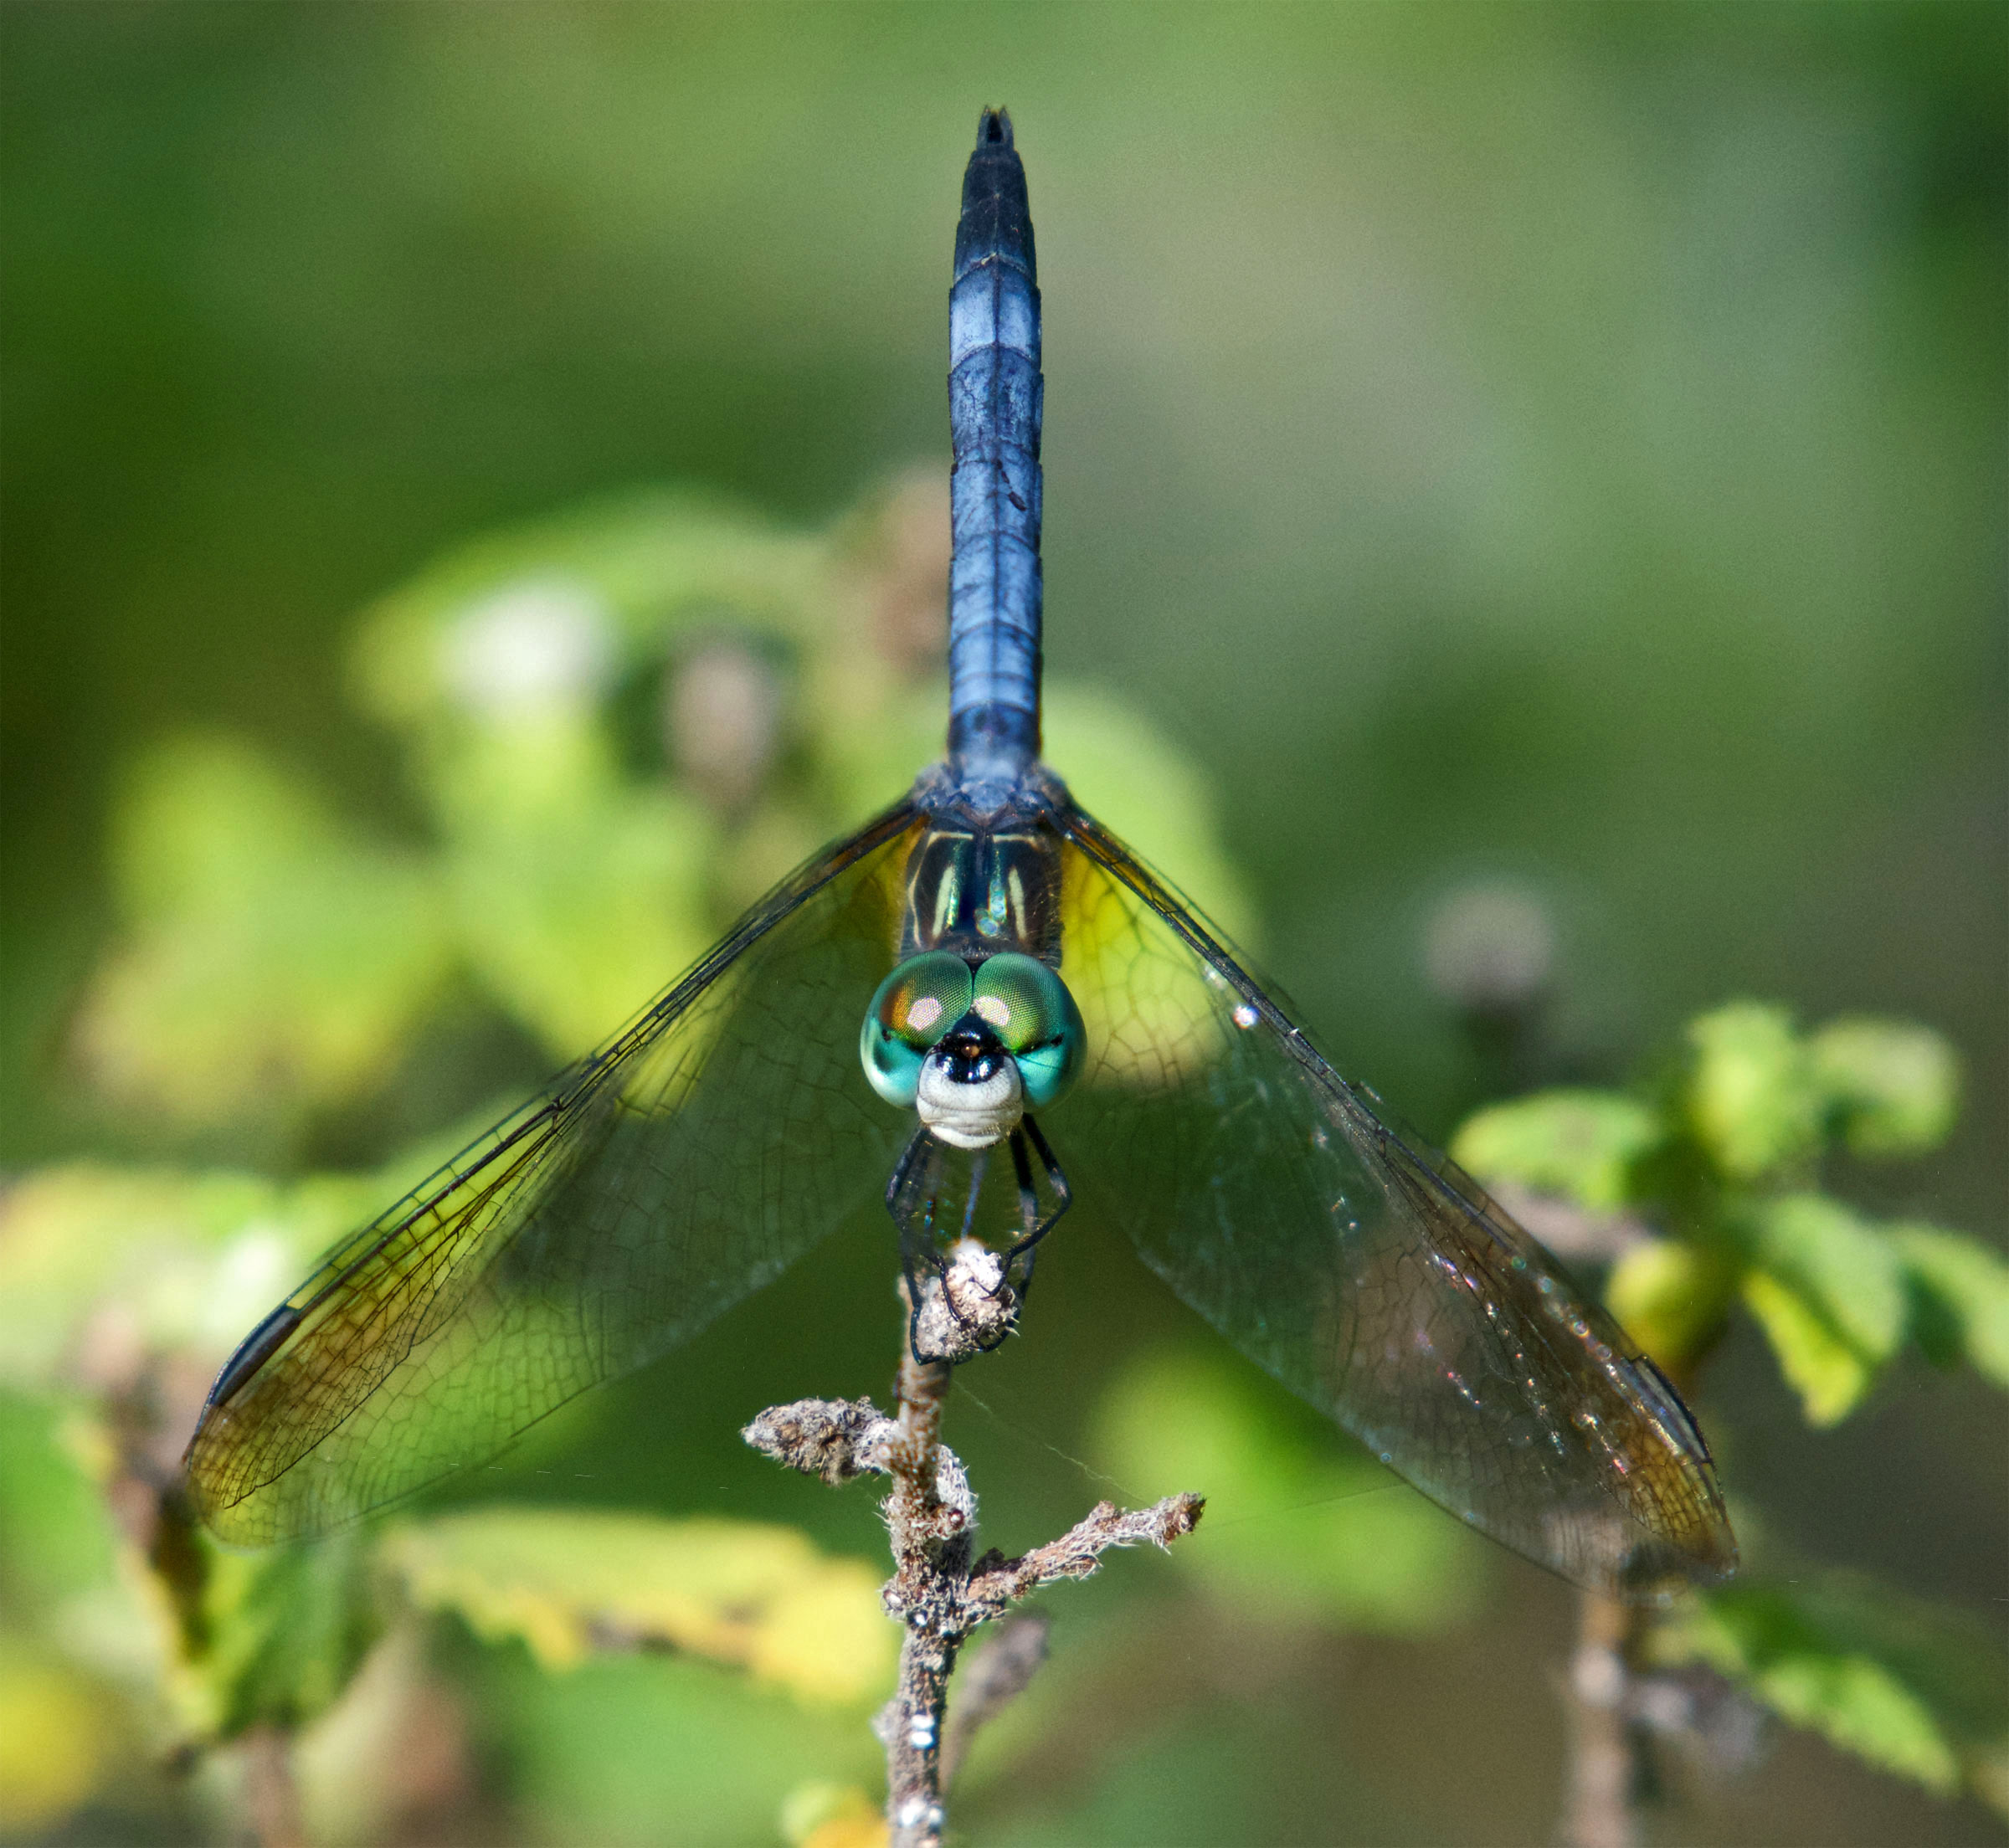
[1058,800,1736,1595]
[182,796,919,1538]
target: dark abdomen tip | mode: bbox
[957,109,1034,284]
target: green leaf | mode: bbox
[1683,1003,1822,1182]
[1604,1240,1738,1372]
[430,718,718,1055]
[0,1392,121,1608]
[0,1139,464,1390]
[1740,1271,1873,1427]
[72,736,455,1132]
[352,490,825,733]
[0,1643,116,1835]
[781,1782,885,1848]
[1809,1018,1960,1158]
[382,1509,896,1706]
[1739,1194,1907,1424]
[1890,1225,2009,1388]
[1450,1089,1662,1212]
[1652,1574,2009,1811]
[1091,1348,1478,1634]
[180,1526,381,1739]
[1750,1195,1909,1361]
[0,1166,349,1389]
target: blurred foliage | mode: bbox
[177,1530,381,1741]
[73,737,455,1136]
[0,1642,116,1835]
[383,1509,894,1702]
[1651,1573,2009,1812]
[1091,1347,1481,1635]
[1455,1002,2006,1427]
[1454,1004,2009,1815]
[780,1781,886,1848]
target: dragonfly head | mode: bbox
[861,948,1085,1147]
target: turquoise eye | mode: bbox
[971,952,1085,1108]
[861,952,974,1107]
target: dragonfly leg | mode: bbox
[889,1128,950,1360]
[1001,1129,1042,1301]
[999,1112,1072,1281]
[891,1128,1013,1363]
[917,1147,992,1352]
[958,1147,989,1243]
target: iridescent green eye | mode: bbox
[861,952,974,1106]
[972,952,1085,1107]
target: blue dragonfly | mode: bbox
[186,112,1735,1598]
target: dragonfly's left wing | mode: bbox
[1053,803,1735,1598]
[186,801,924,1545]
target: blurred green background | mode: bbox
[2,3,2003,1845]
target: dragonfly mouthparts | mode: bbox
[916,1027,1024,1150]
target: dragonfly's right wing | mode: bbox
[186,801,924,1545]
[1054,803,1734,1599]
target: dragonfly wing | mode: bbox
[1056,805,1735,1597]
[187,802,924,1544]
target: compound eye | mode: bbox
[861,952,974,1107]
[971,952,1085,1107]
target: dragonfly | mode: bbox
[185,110,1735,1599]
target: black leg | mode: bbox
[887,1122,1069,1365]
[888,1128,947,1360]
[1004,1129,1043,1299]
[958,1147,989,1243]
[1000,1113,1072,1272]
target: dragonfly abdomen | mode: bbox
[948,107,1043,783]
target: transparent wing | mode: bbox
[1055,805,1735,1597]
[186,802,923,1545]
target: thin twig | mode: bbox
[1563,1588,1637,1848]
[239,1723,306,1848]
[940,1614,1050,1789]
[744,1245,1204,1848]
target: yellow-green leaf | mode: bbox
[1604,1239,1738,1372]
[0,1127,480,1390]
[1750,1195,1908,1363]
[1451,1090,1662,1212]
[442,770,717,1058]
[353,490,824,732]
[1756,1649,1955,1791]
[0,1165,366,1389]
[1741,1270,1873,1426]
[1809,1018,1960,1158]
[1684,1002,1821,1182]
[383,1509,895,1706]
[180,1526,381,1741]
[1653,1577,2008,1810]
[1739,1195,1905,1424]
[72,736,454,1131]
[1891,1225,2009,1389]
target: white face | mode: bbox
[914,1050,1024,1150]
